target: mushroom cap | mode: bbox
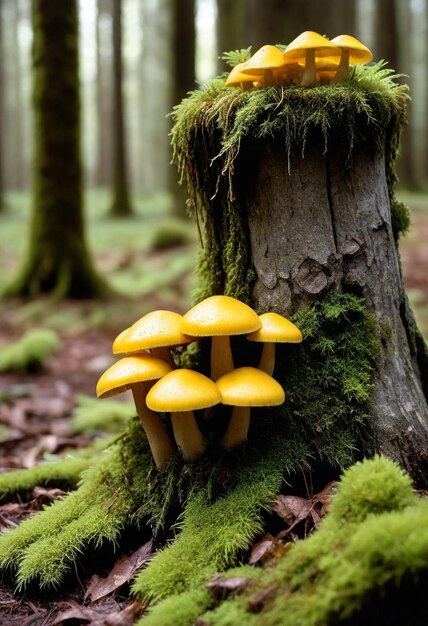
[283,31,341,60]
[181,295,261,337]
[113,310,195,355]
[246,312,303,344]
[226,62,259,86]
[241,45,287,75]
[96,355,172,398]
[217,367,285,407]
[146,369,221,412]
[330,35,373,64]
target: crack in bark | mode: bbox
[325,153,338,255]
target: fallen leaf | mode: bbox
[206,574,251,600]
[248,534,274,565]
[84,540,153,602]
[88,600,144,626]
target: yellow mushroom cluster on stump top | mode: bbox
[96,297,302,467]
[225,31,373,90]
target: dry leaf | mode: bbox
[84,540,153,602]
[206,573,251,600]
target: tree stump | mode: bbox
[244,136,428,480]
[172,66,428,483]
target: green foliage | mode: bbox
[171,62,408,302]
[221,47,252,68]
[0,329,60,373]
[71,394,134,434]
[200,457,428,626]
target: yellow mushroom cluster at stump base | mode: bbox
[96,296,302,466]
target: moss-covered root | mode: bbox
[131,439,302,625]
[201,457,428,626]
[0,420,156,588]
[0,439,111,503]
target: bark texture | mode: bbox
[4,0,106,298]
[110,0,132,216]
[243,136,428,480]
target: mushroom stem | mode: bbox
[211,336,234,381]
[221,405,251,449]
[263,68,274,86]
[171,411,205,460]
[152,346,175,368]
[258,342,276,376]
[331,49,349,82]
[300,49,316,87]
[132,383,176,470]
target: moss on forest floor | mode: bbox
[0,292,380,609]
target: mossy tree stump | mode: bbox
[244,136,428,479]
[172,64,428,484]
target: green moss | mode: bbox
[71,394,134,434]
[390,197,411,241]
[171,63,408,302]
[0,329,60,373]
[138,588,212,626]
[149,219,195,250]
[0,439,111,503]
[199,457,428,626]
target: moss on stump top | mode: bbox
[172,62,407,220]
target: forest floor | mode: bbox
[0,189,427,624]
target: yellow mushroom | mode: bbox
[146,369,221,460]
[246,312,303,376]
[240,45,287,87]
[112,310,195,368]
[218,367,285,449]
[181,295,261,381]
[330,35,373,83]
[225,62,258,90]
[283,31,341,88]
[96,355,175,470]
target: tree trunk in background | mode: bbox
[3,0,106,298]
[95,0,112,188]
[0,0,4,211]
[170,0,196,218]
[140,0,171,194]
[375,0,417,189]
[9,0,24,189]
[110,0,132,216]
[216,0,245,73]
[244,0,356,50]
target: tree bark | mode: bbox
[242,136,428,480]
[110,0,132,216]
[0,0,4,211]
[216,0,245,73]
[95,0,113,188]
[3,0,107,298]
[170,0,196,218]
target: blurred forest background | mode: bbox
[0,0,427,334]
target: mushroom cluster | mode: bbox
[96,296,302,470]
[226,32,373,90]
